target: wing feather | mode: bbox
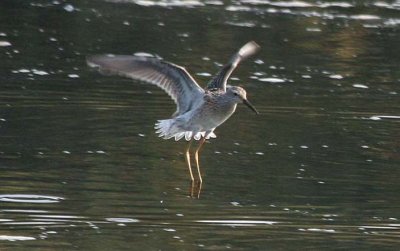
[207,41,260,91]
[87,55,204,116]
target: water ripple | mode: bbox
[0,235,36,241]
[0,194,64,204]
[197,219,278,227]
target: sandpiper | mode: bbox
[87,41,260,184]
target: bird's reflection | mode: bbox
[189,181,202,198]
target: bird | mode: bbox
[87,41,260,185]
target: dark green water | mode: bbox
[1,0,399,250]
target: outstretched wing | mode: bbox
[87,55,205,117]
[207,41,260,91]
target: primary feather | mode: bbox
[207,41,260,91]
[87,55,204,117]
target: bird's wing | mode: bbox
[207,41,260,91]
[87,55,204,116]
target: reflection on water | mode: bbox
[190,181,202,198]
[1,194,400,248]
[0,194,64,203]
[1,0,400,249]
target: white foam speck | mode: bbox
[384,19,400,26]
[225,5,252,11]
[133,0,204,7]
[63,4,75,12]
[363,24,380,28]
[329,74,343,79]
[226,21,256,27]
[253,72,265,76]
[205,0,223,5]
[351,15,380,20]
[32,70,49,76]
[68,74,79,78]
[134,52,155,57]
[369,115,400,121]
[306,27,321,32]
[265,1,313,8]
[106,218,139,223]
[0,194,64,203]
[17,69,30,73]
[178,32,189,38]
[258,77,285,83]
[307,228,336,233]
[196,72,212,77]
[0,41,11,47]
[0,235,36,241]
[370,116,381,120]
[255,152,264,155]
[353,84,369,89]
[197,220,277,226]
[230,201,241,206]
[320,2,353,8]
[163,228,176,232]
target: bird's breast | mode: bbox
[201,100,237,129]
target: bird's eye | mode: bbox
[233,92,238,96]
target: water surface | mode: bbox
[0,0,399,250]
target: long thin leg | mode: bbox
[194,137,206,183]
[185,139,194,182]
[195,180,202,198]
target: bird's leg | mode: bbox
[194,137,206,183]
[190,180,196,198]
[195,179,202,198]
[185,139,194,182]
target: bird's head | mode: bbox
[226,86,259,114]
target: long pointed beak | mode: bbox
[243,99,259,114]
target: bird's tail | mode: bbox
[154,119,216,141]
[155,119,175,139]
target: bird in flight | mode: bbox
[87,41,260,189]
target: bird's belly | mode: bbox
[191,104,237,131]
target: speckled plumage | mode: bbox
[154,86,251,141]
